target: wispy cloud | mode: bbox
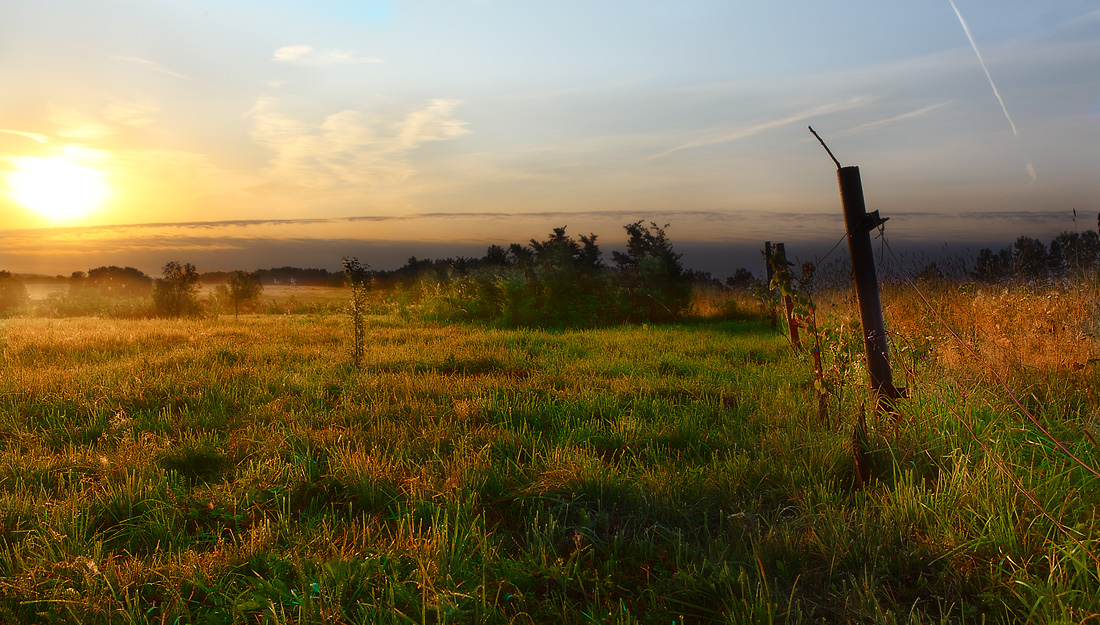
[102,96,159,128]
[48,106,114,140]
[834,102,951,137]
[0,128,48,143]
[273,44,383,66]
[502,76,655,101]
[247,97,470,188]
[652,96,874,159]
[110,55,208,84]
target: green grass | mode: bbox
[0,290,1096,623]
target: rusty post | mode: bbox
[764,241,777,329]
[837,166,899,402]
[775,243,801,348]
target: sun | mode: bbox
[6,156,111,222]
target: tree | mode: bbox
[973,247,1013,283]
[1013,236,1048,281]
[726,268,756,292]
[915,261,945,284]
[523,227,606,325]
[612,221,689,322]
[1049,230,1100,275]
[528,227,602,272]
[0,272,28,313]
[226,270,263,319]
[84,266,152,297]
[153,261,201,317]
[343,257,372,368]
[483,244,510,267]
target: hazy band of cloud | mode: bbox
[0,209,1084,277]
[0,208,1076,238]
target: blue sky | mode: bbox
[0,0,1097,276]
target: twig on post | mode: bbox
[808,125,841,169]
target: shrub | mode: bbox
[343,257,372,368]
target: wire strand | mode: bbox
[817,232,848,265]
[876,231,1100,568]
[879,232,1100,480]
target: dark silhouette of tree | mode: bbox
[483,244,509,267]
[529,227,602,271]
[1013,236,1048,280]
[343,257,372,368]
[153,261,201,317]
[83,266,153,297]
[253,267,338,286]
[450,256,472,276]
[508,244,535,272]
[1049,230,1100,275]
[726,268,756,291]
[520,227,605,325]
[973,247,1014,283]
[612,221,689,322]
[915,261,945,284]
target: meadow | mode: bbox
[0,278,1098,623]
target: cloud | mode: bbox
[396,99,472,148]
[48,106,114,140]
[0,128,48,144]
[833,102,951,137]
[103,96,159,128]
[110,55,208,85]
[272,44,383,66]
[652,96,874,159]
[247,97,470,188]
[501,76,655,102]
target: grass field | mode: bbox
[0,282,1098,623]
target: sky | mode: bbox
[0,0,1097,278]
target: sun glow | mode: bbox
[6,155,111,222]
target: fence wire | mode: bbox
[873,228,1100,567]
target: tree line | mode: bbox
[1,217,1089,320]
[970,229,1100,283]
[372,221,698,326]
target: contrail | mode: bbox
[948,0,1017,136]
[948,0,1035,183]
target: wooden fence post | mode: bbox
[837,166,900,403]
[764,241,777,329]
[775,243,801,349]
